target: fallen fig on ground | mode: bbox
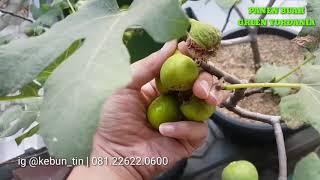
[222,160,259,180]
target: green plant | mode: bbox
[0,0,189,163]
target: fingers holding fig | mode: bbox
[147,20,225,129]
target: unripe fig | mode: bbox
[160,53,199,91]
[187,19,221,60]
[222,160,258,180]
[180,96,216,122]
[24,25,45,37]
[123,31,133,45]
[155,77,169,94]
[147,95,179,129]
[122,29,144,45]
[120,4,130,10]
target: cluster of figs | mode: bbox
[147,19,259,180]
[147,19,222,129]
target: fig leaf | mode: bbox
[293,153,320,180]
[256,64,299,97]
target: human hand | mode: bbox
[69,40,229,180]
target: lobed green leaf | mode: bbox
[256,64,299,97]
[280,85,320,131]
[29,0,188,163]
[293,152,320,180]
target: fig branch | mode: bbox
[67,0,76,13]
[201,60,288,180]
[199,61,246,107]
[199,61,241,84]
[244,54,315,97]
[221,3,235,33]
[0,0,26,30]
[232,0,275,70]
[275,54,315,82]
[235,4,261,69]
[221,35,252,46]
[254,0,276,28]
[220,0,276,69]
[234,5,254,33]
[225,107,287,180]
[223,83,302,90]
[0,9,34,22]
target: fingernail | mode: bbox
[209,91,218,105]
[159,123,175,134]
[160,40,176,53]
[200,80,209,96]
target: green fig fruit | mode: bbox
[24,25,45,37]
[160,53,199,91]
[155,77,169,94]
[189,19,221,50]
[147,95,179,129]
[222,160,259,180]
[120,4,130,10]
[122,29,144,45]
[180,96,215,122]
[187,19,221,60]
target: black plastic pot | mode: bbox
[212,27,302,144]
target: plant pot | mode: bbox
[212,27,303,144]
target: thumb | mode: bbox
[127,40,177,90]
[159,121,208,149]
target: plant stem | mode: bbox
[234,5,254,32]
[244,54,316,97]
[221,4,235,33]
[224,83,302,90]
[250,33,262,70]
[200,61,243,107]
[200,61,241,84]
[67,0,76,13]
[275,55,315,83]
[273,120,287,180]
[255,0,276,28]
[234,4,262,70]
[0,9,34,22]
[221,35,252,46]
[221,106,287,180]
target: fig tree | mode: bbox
[160,53,199,91]
[180,96,216,122]
[222,160,259,180]
[147,95,179,129]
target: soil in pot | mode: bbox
[211,34,305,124]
